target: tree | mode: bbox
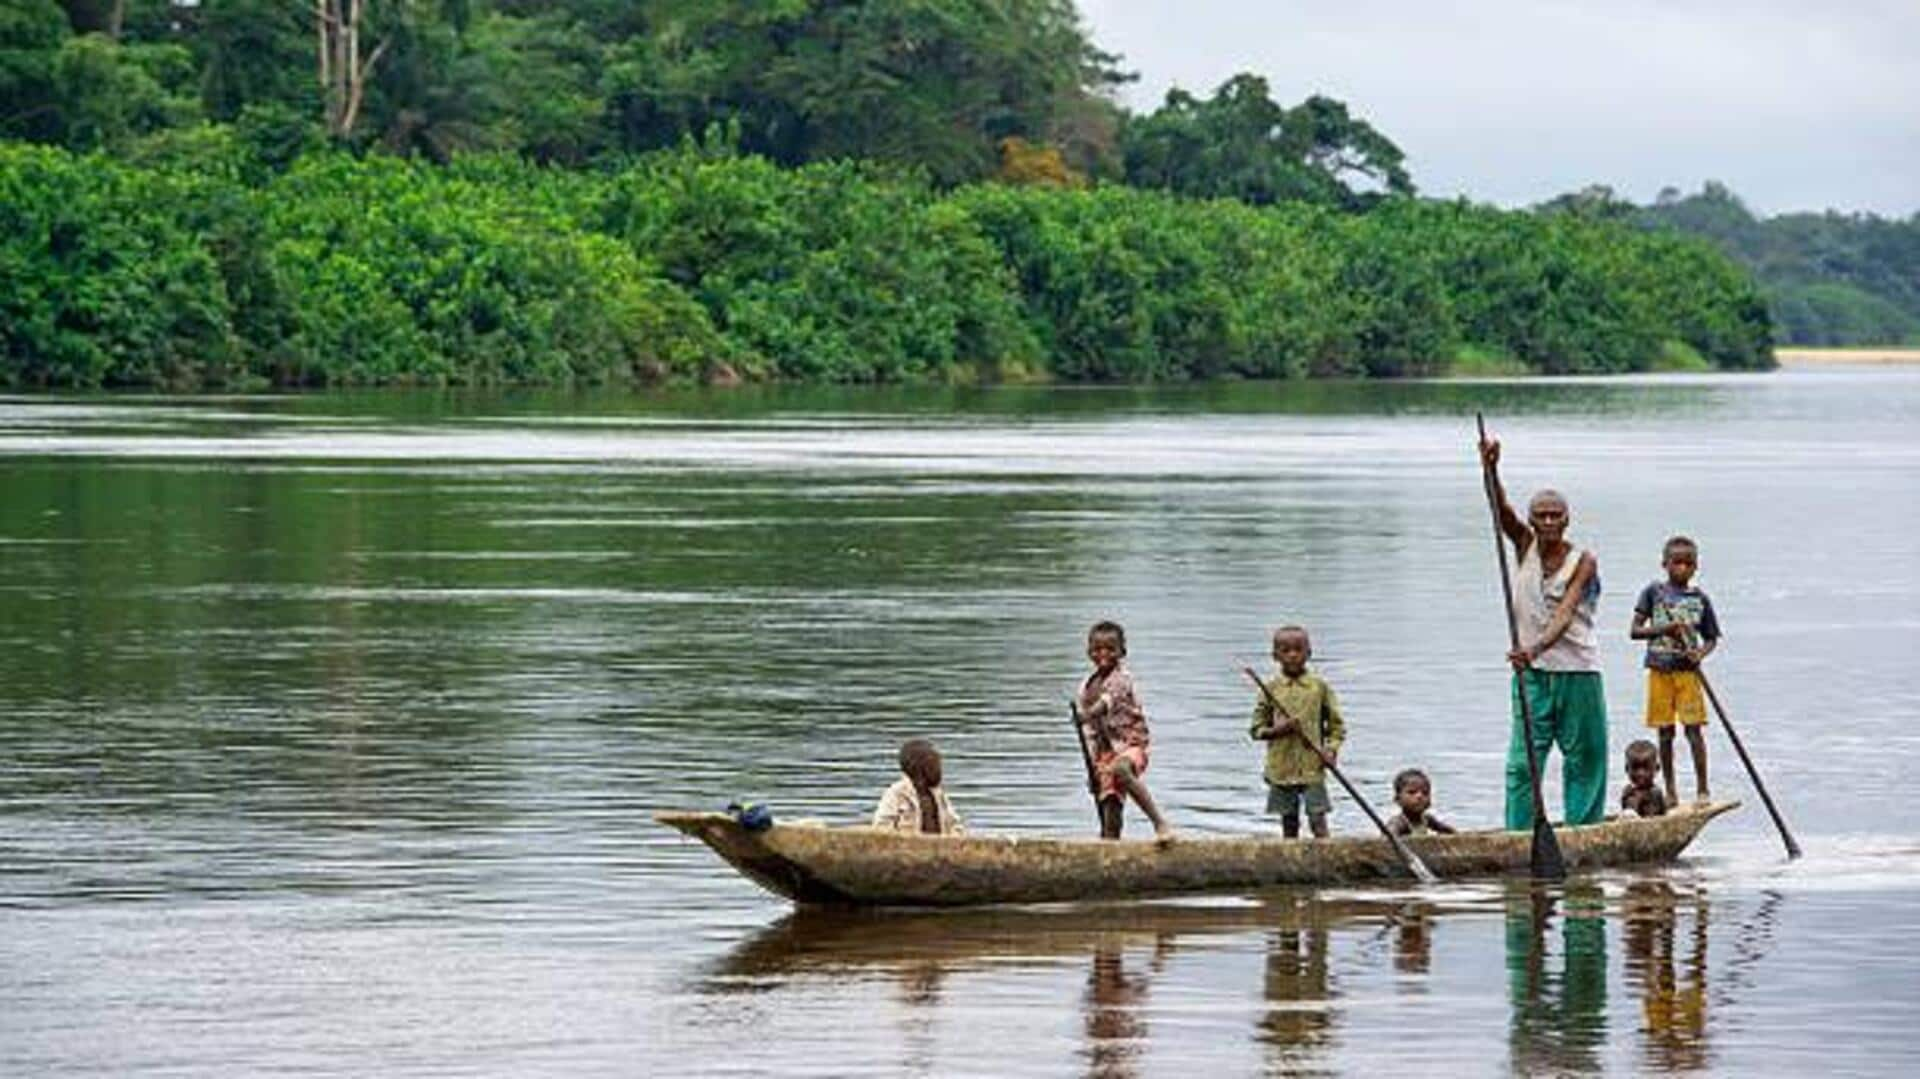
[1535,184,1637,221]
[996,135,1083,188]
[1626,181,1920,345]
[1120,74,1411,208]
[600,0,1125,183]
[198,0,317,121]
[0,0,68,144]
[317,0,388,138]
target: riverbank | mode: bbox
[1777,346,1920,365]
[3,144,1773,390]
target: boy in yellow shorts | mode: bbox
[1629,536,1721,806]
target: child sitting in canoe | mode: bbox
[1386,768,1456,836]
[1078,621,1175,842]
[1620,739,1669,818]
[1250,624,1345,838]
[872,738,967,835]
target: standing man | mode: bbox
[1480,433,1607,829]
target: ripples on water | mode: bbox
[2,371,1918,1075]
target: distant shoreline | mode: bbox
[1776,347,1920,366]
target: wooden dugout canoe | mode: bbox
[656,800,1738,908]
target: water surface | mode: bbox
[2,370,1916,1075]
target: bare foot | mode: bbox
[1154,825,1177,848]
[1664,786,1679,809]
[1695,790,1711,804]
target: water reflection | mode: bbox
[1505,881,1608,1074]
[1623,880,1712,1072]
[704,901,1289,983]
[697,882,1789,1076]
[1257,897,1336,1073]
[1081,935,1173,1079]
[1389,901,1437,978]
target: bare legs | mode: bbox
[1658,725,1710,804]
[1279,813,1329,839]
[1684,725,1709,800]
[1098,757,1174,842]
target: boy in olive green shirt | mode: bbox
[1250,625,1346,838]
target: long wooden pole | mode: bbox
[1476,414,1567,879]
[1697,670,1802,859]
[1069,701,1104,824]
[1240,666,1438,884]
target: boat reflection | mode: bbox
[700,878,1777,1076]
[702,895,1449,1075]
[703,899,1302,983]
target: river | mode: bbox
[3,368,1917,1075]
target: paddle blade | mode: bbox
[1401,843,1439,885]
[1530,816,1568,880]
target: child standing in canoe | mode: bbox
[1629,535,1721,806]
[1078,621,1175,842]
[1250,625,1346,838]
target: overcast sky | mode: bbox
[1078,1,1919,217]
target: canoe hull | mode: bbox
[657,801,1738,908]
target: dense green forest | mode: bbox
[2,0,1776,388]
[1540,183,1920,347]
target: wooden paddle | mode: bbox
[1240,665,1439,884]
[1697,669,1803,859]
[1651,598,1801,860]
[1475,413,1568,880]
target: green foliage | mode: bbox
[0,140,1777,389]
[1549,181,1920,346]
[1426,199,1771,373]
[1652,340,1710,372]
[1774,283,1920,346]
[0,145,727,389]
[260,154,724,385]
[597,0,1123,183]
[195,0,318,122]
[595,153,1039,380]
[1,19,200,150]
[1445,344,1529,378]
[950,184,1763,381]
[0,144,236,387]
[0,0,70,144]
[1121,74,1412,208]
[464,11,607,164]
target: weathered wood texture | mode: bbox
[656,801,1738,907]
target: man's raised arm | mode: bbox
[1478,434,1532,555]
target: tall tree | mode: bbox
[1121,73,1411,208]
[317,0,387,138]
[601,0,1124,183]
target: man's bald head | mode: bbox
[1527,488,1571,543]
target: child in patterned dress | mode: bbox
[1078,621,1175,843]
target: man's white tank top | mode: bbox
[1513,541,1600,672]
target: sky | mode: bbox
[1077,0,1920,218]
